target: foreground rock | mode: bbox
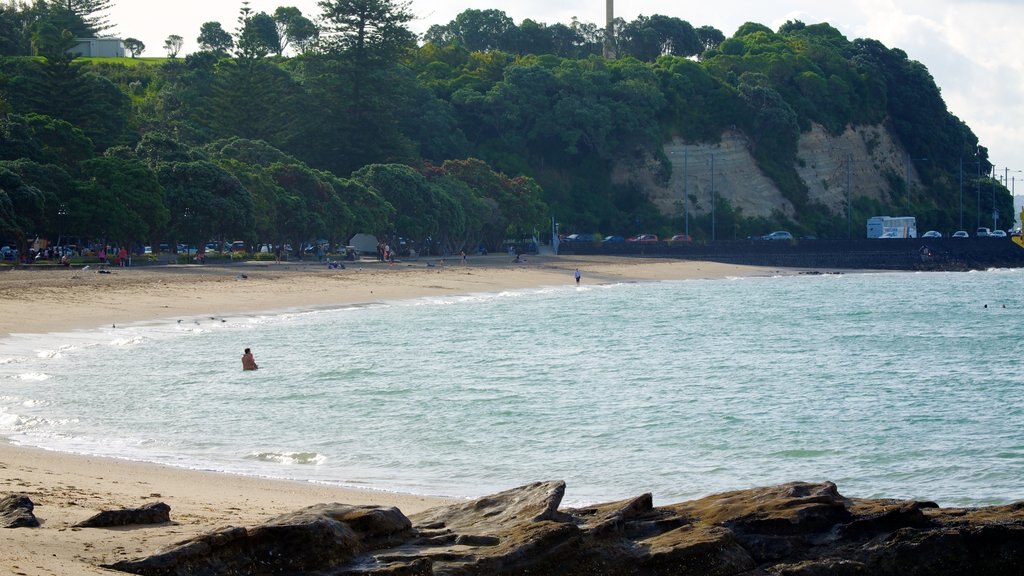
[0,494,39,528]
[105,481,1024,575]
[75,502,171,528]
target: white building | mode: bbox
[68,38,125,58]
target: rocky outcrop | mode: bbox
[75,502,171,528]
[621,123,917,222]
[0,494,39,528]
[104,481,1024,576]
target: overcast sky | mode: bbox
[110,0,1024,190]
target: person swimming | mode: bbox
[242,348,258,371]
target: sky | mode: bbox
[109,0,1024,192]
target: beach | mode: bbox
[0,254,783,575]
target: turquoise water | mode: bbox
[1,269,1023,507]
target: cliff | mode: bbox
[616,124,923,222]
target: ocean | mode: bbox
[1,269,1022,507]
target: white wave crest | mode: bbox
[248,451,326,465]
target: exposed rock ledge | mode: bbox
[12,480,1022,575]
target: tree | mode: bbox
[71,156,168,246]
[46,0,114,37]
[197,22,233,55]
[695,25,725,55]
[351,163,438,242]
[164,34,183,57]
[317,0,416,63]
[451,9,516,53]
[0,3,32,56]
[157,160,254,249]
[273,7,317,55]
[235,3,279,59]
[123,37,145,57]
[619,14,699,61]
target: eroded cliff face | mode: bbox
[616,123,921,222]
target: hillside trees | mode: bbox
[618,14,700,61]
[71,156,167,246]
[47,0,114,37]
[273,7,317,55]
[235,4,280,59]
[197,22,234,55]
[156,160,253,249]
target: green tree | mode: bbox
[351,163,438,242]
[164,34,183,57]
[273,7,317,55]
[451,9,516,53]
[0,3,31,56]
[197,22,233,55]
[71,156,167,247]
[619,14,699,61]
[235,3,279,59]
[157,160,254,249]
[317,0,415,63]
[0,161,55,248]
[123,37,145,57]
[695,25,724,54]
[46,0,113,37]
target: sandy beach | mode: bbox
[0,254,785,575]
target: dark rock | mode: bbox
[103,504,411,575]
[0,494,39,528]
[75,502,171,528]
[102,481,1024,576]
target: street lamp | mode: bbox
[710,153,716,242]
[57,203,67,255]
[182,207,192,261]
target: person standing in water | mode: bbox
[575,268,581,285]
[242,348,258,371]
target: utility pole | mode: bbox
[603,0,615,58]
[711,154,716,242]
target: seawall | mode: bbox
[558,237,1024,271]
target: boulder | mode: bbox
[75,502,171,528]
[0,494,39,528]
[102,481,1024,575]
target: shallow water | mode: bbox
[1,269,1022,506]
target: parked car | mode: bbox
[762,231,793,241]
[602,235,625,245]
[991,229,1007,238]
[668,234,692,242]
[1011,228,1022,238]
[976,227,991,237]
[952,230,969,238]
[626,234,659,242]
[230,241,247,252]
[921,230,942,238]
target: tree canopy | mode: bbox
[0,4,1003,256]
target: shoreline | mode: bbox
[0,255,793,575]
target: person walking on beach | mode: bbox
[575,268,581,285]
[242,348,258,371]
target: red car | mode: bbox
[668,234,692,242]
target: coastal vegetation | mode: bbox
[0,0,1012,256]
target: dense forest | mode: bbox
[0,0,1010,257]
